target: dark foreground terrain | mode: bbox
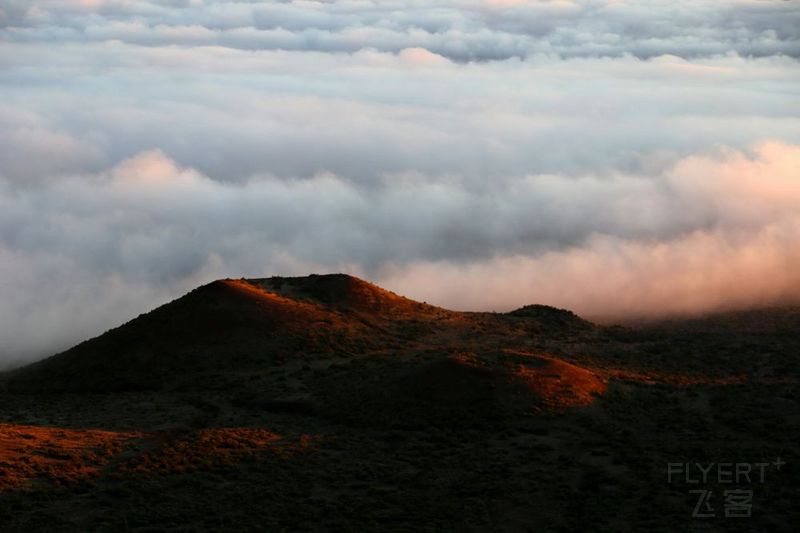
[1,275,798,532]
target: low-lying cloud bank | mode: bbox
[1,142,799,364]
[1,1,799,364]
[380,223,800,321]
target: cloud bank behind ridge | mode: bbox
[0,1,799,364]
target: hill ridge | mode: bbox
[2,273,597,396]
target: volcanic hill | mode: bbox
[1,274,798,532]
[5,274,607,419]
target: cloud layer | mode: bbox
[3,0,799,60]
[1,1,799,364]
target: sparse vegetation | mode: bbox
[0,275,798,531]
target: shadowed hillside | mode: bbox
[313,352,606,430]
[5,275,603,402]
[508,304,593,330]
[1,275,798,532]
[6,277,380,393]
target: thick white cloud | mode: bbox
[1,44,797,183]
[2,142,799,365]
[0,1,799,364]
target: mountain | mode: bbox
[251,273,442,316]
[5,274,602,402]
[1,275,798,532]
[7,277,379,392]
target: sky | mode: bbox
[1,0,799,365]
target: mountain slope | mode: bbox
[252,273,443,317]
[6,277,379,393]
[1,277,798,532]
[4,274,604,403]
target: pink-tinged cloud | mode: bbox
[376,141,800,320]
[1,1,798,364]
[2,141,800,366]
[376,223,800,321]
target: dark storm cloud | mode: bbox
[0,1,799,365]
